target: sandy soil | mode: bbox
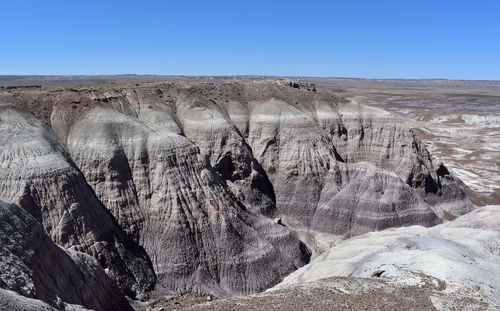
[139,276,490,311]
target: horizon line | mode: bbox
[0,74,499,82]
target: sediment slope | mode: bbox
[274,205,500,309]
[0,79,475,303]
[50,81,471,247]
[50,90,310,297]
[178,206,499,311]
[0,105,156,299]
[0,198,133,310]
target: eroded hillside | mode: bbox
[0,79,481,310]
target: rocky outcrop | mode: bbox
[334,102,472,218]
[50,90,310,297]
[187,276,491,311]
[175,88,276,216]
[0,198,133,310]
[0,289,58,311]
[0,79,474,302]
[240,82,471,241]
[274,205,500,309]
[0,105,156,299]
[49,81,471,252]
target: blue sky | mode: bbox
[1,0,499,79]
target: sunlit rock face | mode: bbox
[0,79,473,304]
[51,80,471,256]
[0,198,133,311]
[0,105,156,300]
[243,84,470,240]
[51,89,310,297]
[273,205,500,309]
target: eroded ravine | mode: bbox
[0,80,475,310]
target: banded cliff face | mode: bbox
[50,91,310,297]
[0,80,473,304]
[50,81,470,249]
[0,105,156,299]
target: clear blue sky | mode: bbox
[1,0,499,79]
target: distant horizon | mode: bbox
[1,74,499,82]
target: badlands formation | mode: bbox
[307,78,500,206]
[0,79,497,310]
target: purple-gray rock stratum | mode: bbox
[51,81,470,243]
[0,105,156,300]
[0,198,133,310]
[50,88,310,297]
[0,79,475,309]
